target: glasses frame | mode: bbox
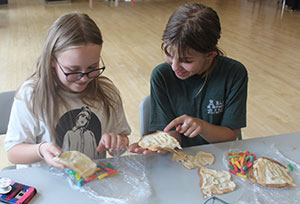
[56,57,105,82]
[203,196,229,204]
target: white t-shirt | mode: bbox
[5,80,131,168]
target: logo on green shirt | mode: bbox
[207,100,224,114]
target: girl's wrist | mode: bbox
[37,141,46,160]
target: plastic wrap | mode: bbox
[222,144,300,204]
[50,154,151,204]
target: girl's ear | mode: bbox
[206,51,217,59]
[51,60,56,69]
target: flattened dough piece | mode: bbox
[53,151,97,179]
[138,131,182,152]
[173,151,215,169]
[199,167,236,198]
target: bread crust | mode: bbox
[248,157,296,188]
[199,168,205,197]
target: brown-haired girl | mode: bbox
[130,3,247,154]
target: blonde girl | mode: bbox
[5,12,131,168]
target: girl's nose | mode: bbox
[80,74,90,82]
[171,58,181,72]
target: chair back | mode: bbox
[237,131,242,140]
[0,91,15,134]
[139,95,151,137]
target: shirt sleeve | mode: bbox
[4,85,40,151]
[149,64,176,132]
[221,62,248,129]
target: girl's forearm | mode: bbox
[7,143,42,164]
[201,121,239,143]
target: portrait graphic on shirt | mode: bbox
[55,106,102,159]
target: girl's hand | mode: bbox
[96,133,129,153]
[39,142,65,168]
[164,114,205,138]
[128,142,167,155]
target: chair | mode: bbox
[138,95,242,140]
[0,90,15,134]
[139,95,151,137]
[0,90,15,171]
[237,131,242,140]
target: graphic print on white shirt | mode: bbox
[207,100,224,115]
[55,106,102,159]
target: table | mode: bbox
[1,132,300,204]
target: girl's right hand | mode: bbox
[39,142,65,169]
[164,114,205,138]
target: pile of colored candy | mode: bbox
[228,150,256,178]
[65,161,118,187]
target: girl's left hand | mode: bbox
[96,133,129,153]
[39,142,65,169]
[128,142,167,155]
[164,114,205,138]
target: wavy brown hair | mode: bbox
[162,3,224,60]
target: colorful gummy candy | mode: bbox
[228,150,256,178]
[287,164,294,171]
[65,161,118,187]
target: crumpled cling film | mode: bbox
[222,144,300,204]
[50,154,151,204]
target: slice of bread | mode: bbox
[53,151,97,179]
[173,151,215,169]
[138,131,182,152]
[248,157,296,188]
[199,167,236,198]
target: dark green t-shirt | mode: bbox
[149,56,248,147]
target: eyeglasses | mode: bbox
[56,57,105,82]
[203,196,229,204]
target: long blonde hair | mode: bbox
[24,12,120,141]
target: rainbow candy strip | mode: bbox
[65,162,118,187]
[228,150,256,178]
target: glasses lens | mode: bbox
[66,74,81,82]
[88,69,101,78]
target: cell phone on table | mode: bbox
[0,180,37,204]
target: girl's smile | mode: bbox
[175,70,188,77]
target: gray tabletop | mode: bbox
[1,132,300,204]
